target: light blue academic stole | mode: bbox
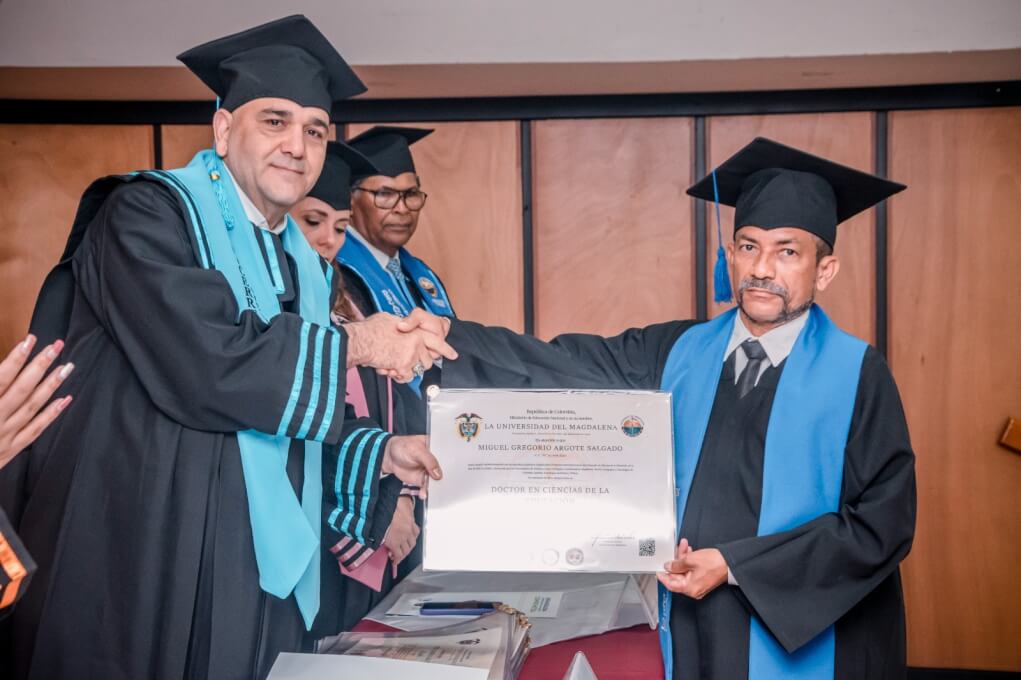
[142,150,335,630]
[657,305,866,680]
[338,234,454,319]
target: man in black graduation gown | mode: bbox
[339,126,457,322]
[0,16,455,680]
[409,138,917,679]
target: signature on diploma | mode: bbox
[591,534,635,548]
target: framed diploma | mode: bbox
[424,389,676,573]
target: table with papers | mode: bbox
[353,567,664,680]
[351,620,662,680]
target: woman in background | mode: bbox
[292,141,425,635]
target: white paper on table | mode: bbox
[363,567,641,647]
[425,389,676,573]
[387,590,563,618]
[267,652,487,680]
[342,626,505,670]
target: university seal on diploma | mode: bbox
[424,389,676,573]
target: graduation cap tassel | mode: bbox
[711,170,733,303]
[713,245,732,304]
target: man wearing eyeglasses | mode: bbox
[340,126,456,329]
[335,126,452,586]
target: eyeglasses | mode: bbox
[354,186,428,211]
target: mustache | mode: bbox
[738,277,789,301]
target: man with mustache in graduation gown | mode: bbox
[414,138,916,680]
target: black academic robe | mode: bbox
[0,179,390,680]
[441,318,916,680]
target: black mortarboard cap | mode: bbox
[177,15,366,113]
[346,126,433,179]
[687,137,906,247]
[306,141,380,211]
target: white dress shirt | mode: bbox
[724,310,810,386]
[348,226,395,269]
[222,164,286,235]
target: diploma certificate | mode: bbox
[424,389,675,573]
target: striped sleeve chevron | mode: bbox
[323,426,392,545]
[276,322,344,443]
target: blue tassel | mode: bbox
[710,170,732,303]
[713,245,732,303]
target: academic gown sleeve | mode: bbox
[443,318,695,390]
[323,374,428,552]
[715,347,916,653]
[76,180,350,445]
[322,407,395,548]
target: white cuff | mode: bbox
[727,568,739,587]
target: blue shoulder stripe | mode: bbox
[353,431,387,541]
[324,259,334,290]
[329,427,374,524]
[313,329,342,442]
[259,229,286,294]
[294,325,327,439]
[145,170,212,269]
[341,430,387,542]
[277,320,312,436]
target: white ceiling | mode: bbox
[1,0,1019,67]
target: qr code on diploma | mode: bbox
[639,538,656,557]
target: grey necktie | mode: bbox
[385,257,414,307]
[736,339,768,398]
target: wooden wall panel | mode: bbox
[0,125,154,352]
[347,121,524,331]
[160,124,212,169]
[890,107,1021,671]
[706,113,876,343]
[532,118,694,339]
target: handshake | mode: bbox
[343,308,456,383]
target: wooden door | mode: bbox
[0,124,154,351]
[532,117,695,339]
[889,107,1021,671]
